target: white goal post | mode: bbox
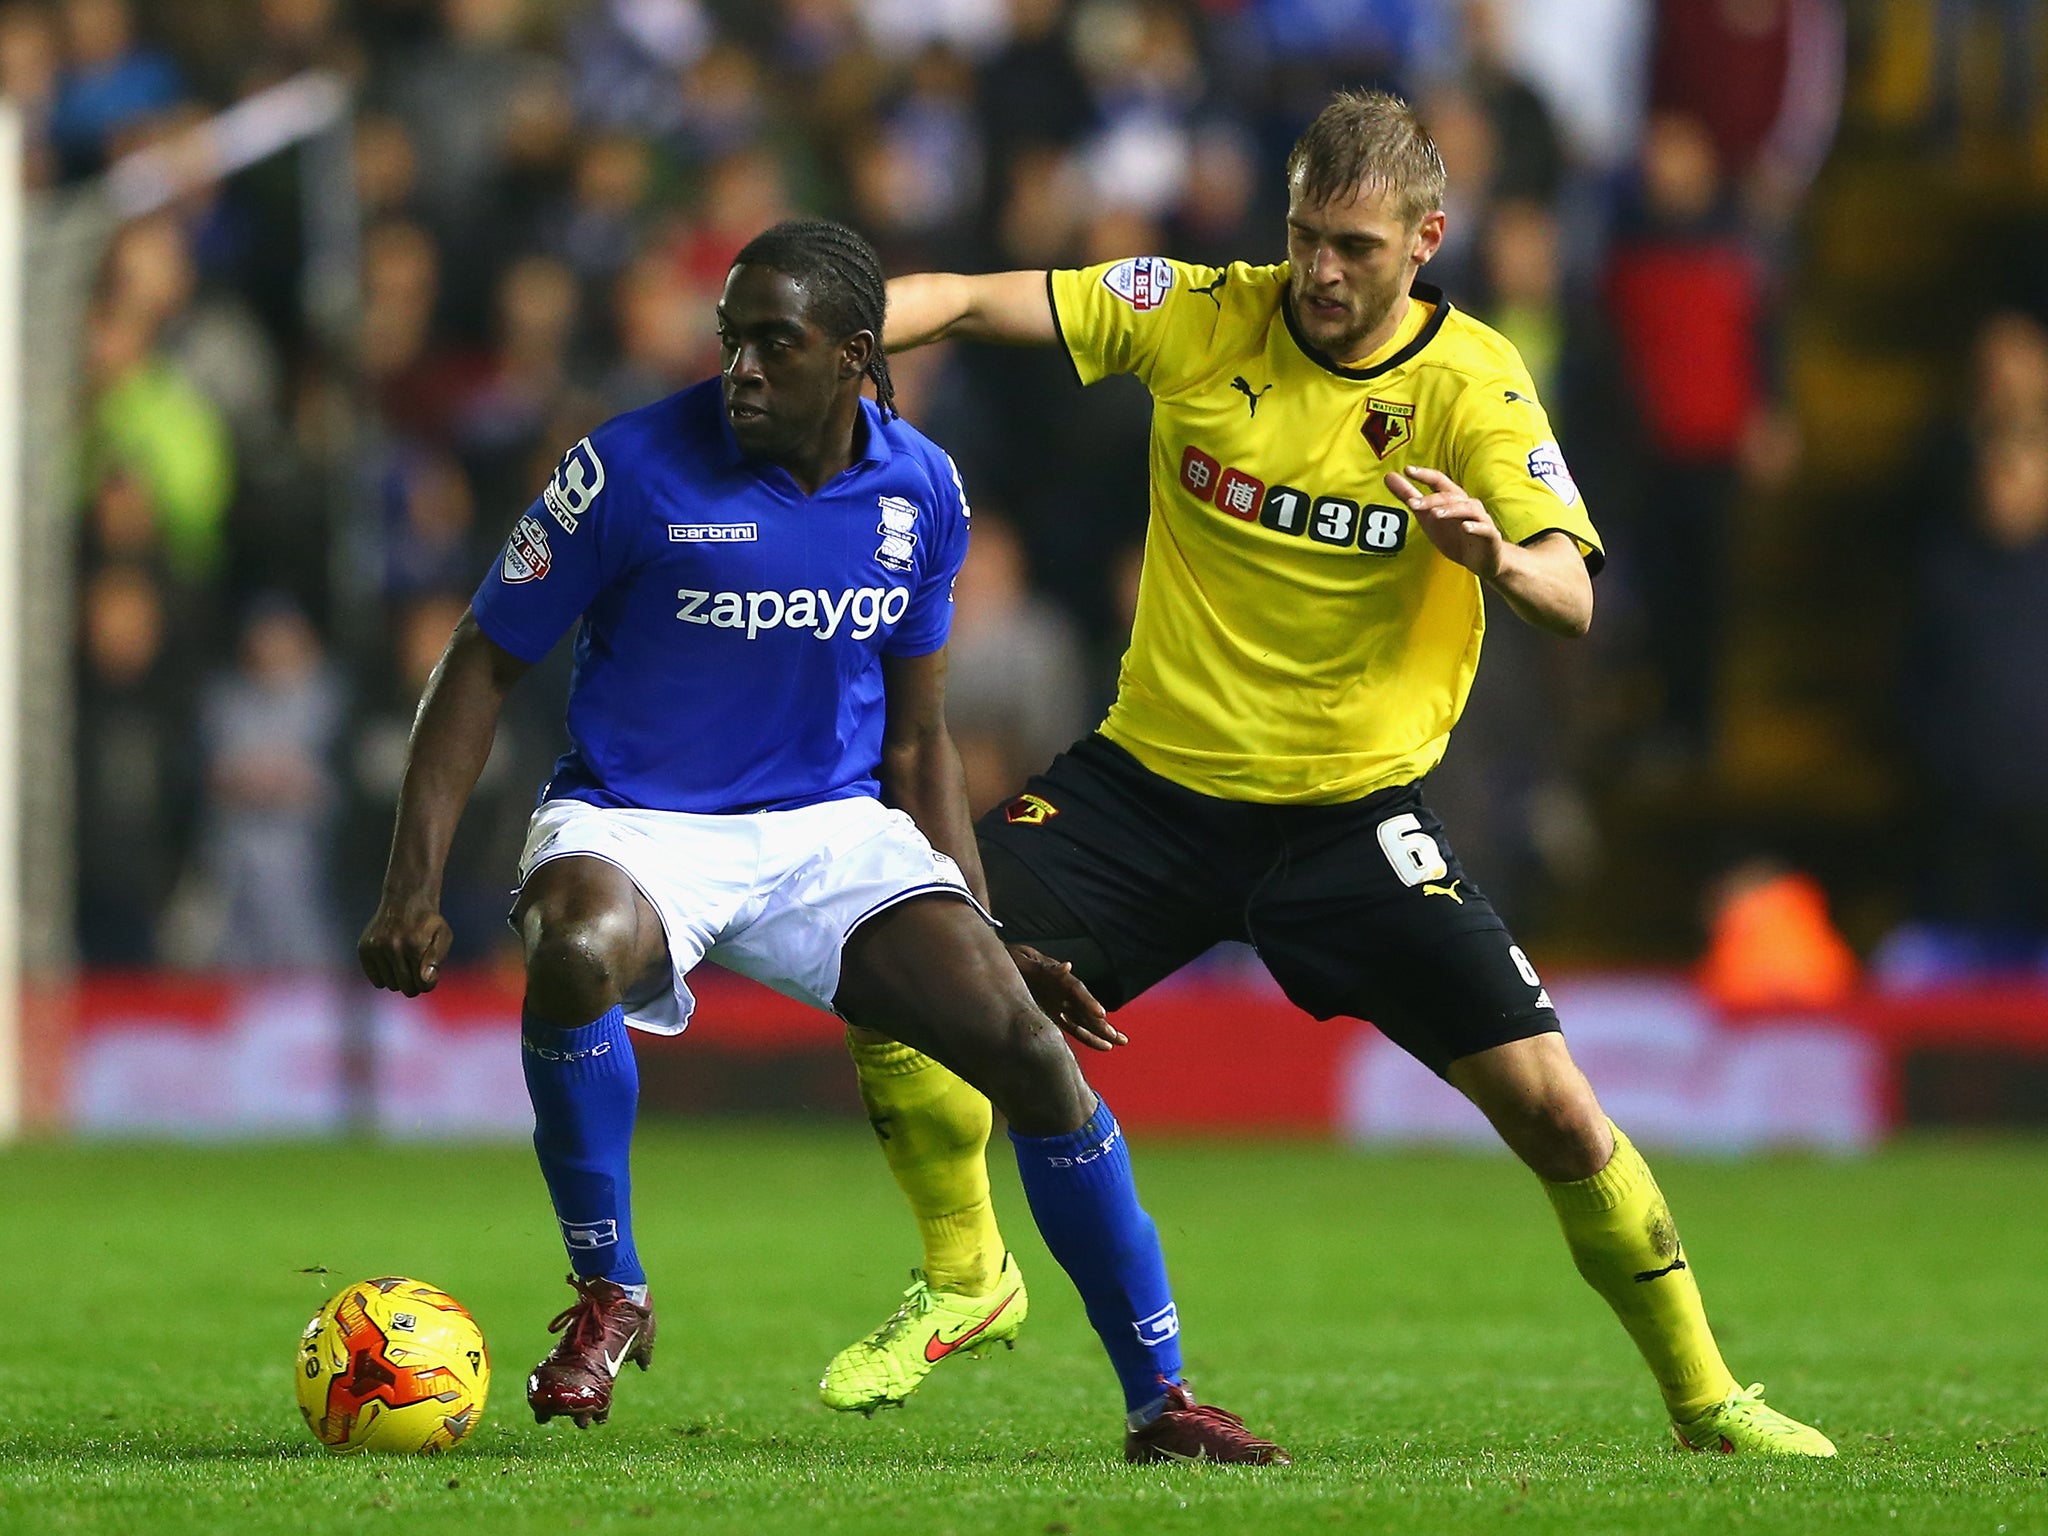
[0,76,354,1143]
[0,101,23,1142]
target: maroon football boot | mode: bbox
[527,1274,657,1427]
[1124,1381,1292,1465]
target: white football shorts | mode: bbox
[514,794,990,1034]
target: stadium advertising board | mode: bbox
[53,965,2017,1146]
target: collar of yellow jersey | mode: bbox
[1281,281,1450,382]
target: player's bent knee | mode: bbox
[1505,1091,1611,1182]
[981,1004,1092,1137]
[1449,1034,1612,1179]
[524,914,636,1027]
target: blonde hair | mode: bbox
[1285,89,1446,226]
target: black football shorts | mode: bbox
[974,734,1560,1077]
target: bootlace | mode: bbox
[1176,1402,1255,1435]
[1721,1383,1781,1422]
[1151,1386,1277,1449]
[546,1277,613,1351]
[865,1272,936,1347]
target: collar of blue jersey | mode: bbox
[709,391,896,479]
[1281,280,1450,382]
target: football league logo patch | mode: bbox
[1004,792,1058,826]
[1101,256,1175,312]
[1526,439,1580,505]
[501,514,553,583]
[1361,398,1414,458]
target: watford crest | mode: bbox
[1003,793,1058,826]
[1361,398,1415,458]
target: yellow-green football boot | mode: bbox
[819,1253,1027,1414]
[1673,1383,1836,1456]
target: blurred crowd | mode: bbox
[22,0,2039,982]
[1883,305,2048,984]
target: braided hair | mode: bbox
[729,219,898,419]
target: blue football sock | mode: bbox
[1010,1099,1183,1413]
[521,1003,646,1287]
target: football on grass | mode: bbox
[295,1277,490,1454]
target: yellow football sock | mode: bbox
[847,1030,1004,1296]
[1543,1122,1740,1420]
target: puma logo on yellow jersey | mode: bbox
[1230,375,1273,417]
[1421,879,1463,903]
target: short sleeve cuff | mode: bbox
[1046,270,1088,388]
[470,595,560,664]
[881,629,951,660]
[1518,527,1606,577]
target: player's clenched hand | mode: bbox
[357,895,453,997]
[1387,466,1505,580]
[1008,944,1126,1051]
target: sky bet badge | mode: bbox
[1101,255,1174,311]
[501,514,553,583]
[1361,398,1414,458]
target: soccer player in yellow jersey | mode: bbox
[821,90,1834,1458]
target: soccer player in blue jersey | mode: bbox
[357,221,1286,1464]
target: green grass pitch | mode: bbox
[2,1128,2044,1535]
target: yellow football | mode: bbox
[295,1277,490,1454]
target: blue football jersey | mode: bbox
[471,379,972,815]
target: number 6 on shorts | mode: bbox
[1376,812,1448,887]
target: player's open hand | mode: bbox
[358,895,454,997]
[1008,944,1126,1051]
[1386,466,1505,579]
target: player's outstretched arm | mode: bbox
[1387,466,1594,638]
[884,271,1057,352]
[877,650,1123,1049]
[358,611,531,996]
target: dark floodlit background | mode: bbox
[8,0,2048,1142]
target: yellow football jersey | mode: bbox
[1049,256,1603,804]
